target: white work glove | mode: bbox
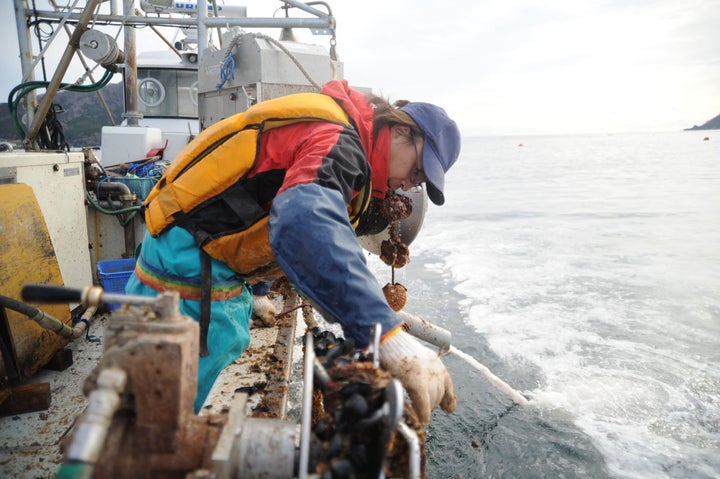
[251,295,276,327]
[379,328,456,425]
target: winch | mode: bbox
[21,284,424,478]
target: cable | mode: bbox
[37,103,69,150]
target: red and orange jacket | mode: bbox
[143,79,400,346]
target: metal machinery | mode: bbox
[197,30,343,128]
[21,284,424,478]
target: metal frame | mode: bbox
[12,0,336,147]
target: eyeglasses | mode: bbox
[410,132,426,187]
[410,167,426,187]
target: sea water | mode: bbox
[370,131,719,478]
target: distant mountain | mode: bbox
[0,81,125,147]
[685,112,720,131]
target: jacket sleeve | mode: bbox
[269,183,400,347]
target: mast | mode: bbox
[123,0,140,127]
[13,0,37,132]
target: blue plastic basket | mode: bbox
[97,258,136,310]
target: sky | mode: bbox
[2,0,719,136]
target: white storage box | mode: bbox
[101,126,163,166]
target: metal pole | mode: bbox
[123,0,140,126]
[24,0,102,148]
[197,0,207,58]
[14,0,37,130]
[298,333,314,479]
[24,0,83,80]
[282,0,332,20]
[28,9,333,29]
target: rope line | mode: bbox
[216,32,324,92]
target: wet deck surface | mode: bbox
[0,299,300,478]
[0,315,108,478]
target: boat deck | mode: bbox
[0,294,301,478]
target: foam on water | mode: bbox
[388,131,720,478]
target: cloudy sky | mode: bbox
[2,0,719,136]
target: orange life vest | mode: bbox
[143,92,371,283]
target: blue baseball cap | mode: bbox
[400,102,461,205]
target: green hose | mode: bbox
[85,190,141,216]
[56,462,94,479]
[8,70,114,138]
[85,190,140,227]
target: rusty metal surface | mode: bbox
[78,303,208,476]
[262,292,299,419]
[201,293,299,420]
[94,413,222,478]
[201,326,279,416]
[0,290,302,478]
[0,184,71,383]
[97,307,200,450]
